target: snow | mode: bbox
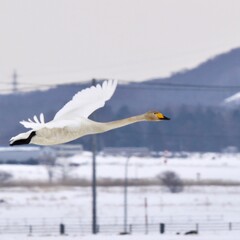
[0,165,48,182]
[0,152,240,238]
[0,186,240,226]
[65,151,240,182]
[0,233,240,240]
[2,151,240,183]
[0,146,41,152]
[224,92,240,105]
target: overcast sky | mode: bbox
[0,0,240,91]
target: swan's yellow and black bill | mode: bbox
[155,112,170,120]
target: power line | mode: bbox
[118,81,240,92]
[1,77,240,93]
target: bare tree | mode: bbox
[158,171,184,193]
[0,171,12,183]
[40,148,57,183]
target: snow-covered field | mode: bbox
[0,151,240,239]
[1,185,240,222]
[1,233,240,240]
[0,233,240,240]
[0,184,240,240]
[1,151,240,183]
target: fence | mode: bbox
[0,221,240,235]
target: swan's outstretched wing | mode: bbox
[20,113,46,130]
[53,80,117,120]
[19,80,117,130]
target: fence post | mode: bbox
[28,225,32,236]
[160,223,165,234]
[60,223,65,235]
[196,223,199,232]
[129,224,132,234]
[229,222,232,231]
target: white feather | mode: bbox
[40,113,45,123]
[54,79,117,120]
[20,113,46,130]
[18,80,117,131]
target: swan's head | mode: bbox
[145,111,170,121]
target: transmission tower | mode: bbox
[12,70,18,93]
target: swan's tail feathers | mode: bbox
[20,113,45,129]
[9,131,36,146]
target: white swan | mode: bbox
[10,80,170,146]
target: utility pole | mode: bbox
[144,197,149,234]
[92,79,97,234]
[123,156,130,234]
[12,70,18,93]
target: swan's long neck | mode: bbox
[95,114,146,133]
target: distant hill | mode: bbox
[121,47,240,109]
[1,47,240,151]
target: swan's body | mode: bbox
[10,80,170,146]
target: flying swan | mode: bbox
[10,80,170,146]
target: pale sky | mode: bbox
[0,0,240,92]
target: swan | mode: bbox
[10,80,170,146]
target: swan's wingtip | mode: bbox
[104,79,118,85]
